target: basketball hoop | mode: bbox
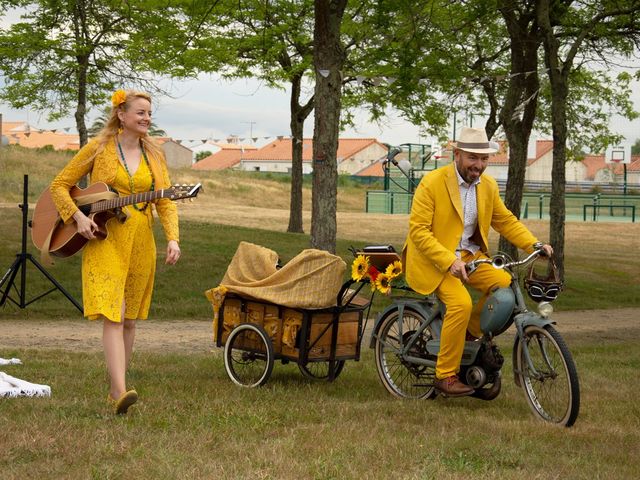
[605,144,631,165]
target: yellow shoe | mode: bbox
[108,390,138,415]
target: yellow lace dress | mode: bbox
[49,139,179,323]
[83,159,157,322]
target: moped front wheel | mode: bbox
[374,307,437,399]
[516,324,580,427]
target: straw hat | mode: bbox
[453,127,498,154]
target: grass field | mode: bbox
[1,145,640,479]
[1,338,639,479]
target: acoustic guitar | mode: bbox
[31,182,201,259]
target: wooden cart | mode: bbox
[215,280,372,387]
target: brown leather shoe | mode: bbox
[434,375,475,397]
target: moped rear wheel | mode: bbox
[374,307,436,399]
[516,325,580,427]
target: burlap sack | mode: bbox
[220,241,346,309]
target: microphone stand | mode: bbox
[0,174,83,313]
[383,145,421,193]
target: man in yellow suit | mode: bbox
[404,127,552,397]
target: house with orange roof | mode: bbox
[192,144,258,170]
[3,122,80,151]
[187,138,259,162]
[565,153,640,186]
[482,138,625,184]
[237,137,388,175]
[484,139,556,182]
[2,121,30,134]
[155,137,194,168]
[354,160,386,177]
[612,156,640,185]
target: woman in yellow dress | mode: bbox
[50,89,180,415]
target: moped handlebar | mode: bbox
[465,247,546,275]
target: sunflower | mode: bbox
[375,272,392,295]
[111,89,127,108]
[351,255,370,282]
[385,260,403,279]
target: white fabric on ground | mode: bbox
[0,358,22,365]
[0,371,51,398]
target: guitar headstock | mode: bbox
[165,183,202,201]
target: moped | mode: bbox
[367,245,580,427]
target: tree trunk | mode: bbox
[73,1,89,148]
[75,60,89,148]
[548,92,568,279]
[497,2,541,259]
[538,0,568,278]
[311,0,347,253]
[75,56,90,188]
[288,74,314,234]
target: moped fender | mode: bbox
[513,311,556,331]
[511,311,556,387]
[368,298,437,349]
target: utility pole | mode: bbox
[242,121,256,142]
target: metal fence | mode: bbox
[366,190,640,222]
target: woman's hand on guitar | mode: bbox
[166,240,181,265]
[73,210,99,240]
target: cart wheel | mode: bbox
[224,323,274,387]
[298,360,345,381]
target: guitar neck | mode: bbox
[90,190,166,213]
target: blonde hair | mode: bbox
[91,90,164,166]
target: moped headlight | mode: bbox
[538,301,553,318]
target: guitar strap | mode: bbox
[40,190,119,265]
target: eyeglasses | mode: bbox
[527,283,562,302]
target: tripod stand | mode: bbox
[0,174,83,313]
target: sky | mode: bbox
[3,72,639,153]
[1,8,639,152]
[0,74,432,149]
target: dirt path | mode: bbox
[1,307,638,354]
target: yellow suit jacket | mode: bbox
[404,163,538,295]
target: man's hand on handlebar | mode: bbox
[449,258,469,283]
[462,243,554,278]
[534,242,554,257]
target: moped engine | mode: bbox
[464,343,504,389]
[465,366,487,389]
[481,343,504,372]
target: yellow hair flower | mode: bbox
[375,272,392,295]
[385,260,403,279]
[111,89,127,107]
[351,255,370,282]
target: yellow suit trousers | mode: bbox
[435,250,511,380]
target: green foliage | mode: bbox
[341,0,509,140]
[0,0,197,136]
[194,150,212,162]
[536,69,638,155]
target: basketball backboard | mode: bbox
[605,144,632,164]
